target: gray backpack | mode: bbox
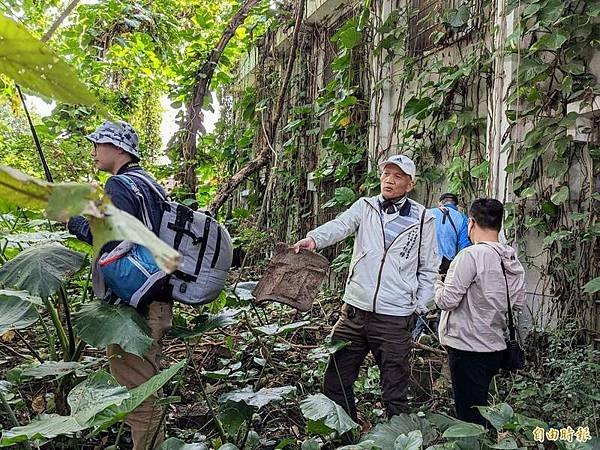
[122,172,233,306]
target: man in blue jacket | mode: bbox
[430,193,471,275]
[68,120,170,450]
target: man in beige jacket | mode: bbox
[435,198,526,426]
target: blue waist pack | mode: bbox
[99,241,167,309]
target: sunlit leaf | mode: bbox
[0,15,101,107]
[0,243,85,297]
[0,166,180,273]
[550,186,569,205]
[0,165,100,222]
[72,301,152,358]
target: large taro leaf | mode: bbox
[1,371,129,445]
[90,359,186,433]
[68,371,129,424]
[300,393,359,436]
[89,203,181,273]
[159,438,209,450]
[1,414,84,445]
[0,289,43,305]
[73,301,152,358]
[0,166,180,273]
[0,165,101,222]
[0,243,85,297]
[218,386,296,409]
[0,15,101,107]
[362,414,436,449]
[219,400,254,436]
[0,290,38,334]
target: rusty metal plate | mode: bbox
[253,242,329,312]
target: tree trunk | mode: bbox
[176,0,262,197]
[207,0,306,215]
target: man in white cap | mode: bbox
[294,155,437,423]
[68,120,171,449]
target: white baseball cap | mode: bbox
[378,154,416,180]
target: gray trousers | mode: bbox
[323,303,416,421]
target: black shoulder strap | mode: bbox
[439,207,460,253]
[481,243,516,340]
[114,175,153,230]
[417,207,427,273]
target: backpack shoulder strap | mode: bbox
[417,207,427,273]
[125,171,167,201]
[480,243,517,340]
[114,175,153,230]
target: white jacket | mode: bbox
[307,196,438,316]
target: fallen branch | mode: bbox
[207,0,306,214]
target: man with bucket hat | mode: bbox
[294,154,438,424]
[68,120,171,449]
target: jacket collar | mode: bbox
[367,195,412,216]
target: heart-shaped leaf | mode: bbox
[0,243,85,297]
[72,301,152,358]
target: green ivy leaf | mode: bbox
[0,15,101,108]
[445,5,470,28]
[550,186,569,205]
[323,187,357,209]
[583,277,600,294]
[338,28,363,49]
[404,97,436,120]
[530,31,569,52]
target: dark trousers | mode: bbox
[323,304,417,421]
[447,347,503,427]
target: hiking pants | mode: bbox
[107,300,173,449]
[447,347,503,427]
[323,303,417,421]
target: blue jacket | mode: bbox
[68,164,165,250]
[429,204,471,261]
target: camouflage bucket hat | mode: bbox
[86,120,140,160]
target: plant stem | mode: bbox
[190,349,228,443]
[42,297,68,361]
[38,310,57,361]
[14,331,44,364]
[0,390,33,450]
[58,287,76,360]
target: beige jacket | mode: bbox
[435,241,526,352]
